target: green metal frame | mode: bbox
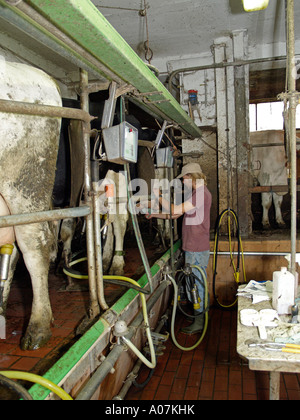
[0,0,202,138]
[28,241,181,400]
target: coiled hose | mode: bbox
[213,209,246,310]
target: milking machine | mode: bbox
[0,244,13,307]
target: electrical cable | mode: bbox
[213,209,246,310]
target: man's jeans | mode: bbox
[185,250,210,313]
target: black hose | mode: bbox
[132,358,156,389]
[176,269,206,318]
[0,374,33,401]
[63,264,150,295]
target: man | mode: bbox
[145,162,212,334]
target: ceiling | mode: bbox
[92,0,300,68]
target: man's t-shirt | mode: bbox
[182,185,212,252]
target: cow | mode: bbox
[0,58,62,350]
[250,130,288,229]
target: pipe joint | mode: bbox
[113,320,129,337]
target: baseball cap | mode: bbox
[176,162,203,178]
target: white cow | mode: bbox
[251,130,287,229]
[96,170,129,275]
[0,58,62,350]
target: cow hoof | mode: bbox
[277,222,286,229]
[21,326,52,351]
[262,223,271,230]
[109,267,125,276]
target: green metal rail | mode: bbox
[28,241,181,400]
[0,0,202,138]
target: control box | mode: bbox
[102,122,138,164]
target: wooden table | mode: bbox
[237,295,300,400]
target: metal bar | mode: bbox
[0,206,90,228]
[0,99,94,122]
[0,0,114,82]
[251,143,286,148]
[286,0,298,278]
[168,54,300,93]
[212,251,291,257]
[13,0,201,138]
[80,69,99,318]
[249,185,300,193]
[93,182,108,311]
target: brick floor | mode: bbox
[126,307,300,401]
[1,257,300,401]
[0,270,91,378]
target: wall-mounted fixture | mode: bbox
[242,0,269,12]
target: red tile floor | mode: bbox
[0,252,300,400]
[126,307,300,401]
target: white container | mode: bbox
[272,267,295,315]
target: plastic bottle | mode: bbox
[272,267,295,315]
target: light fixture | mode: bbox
[242,0,269,12]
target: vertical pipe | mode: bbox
[92,177,109,311]
[286,0,297,278]
[80,69,100,317]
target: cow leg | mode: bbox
[15,224,54,350]
[109,215,127,276]
[102,223,114,273]
[273,193,286,228]
[261,192,272,229]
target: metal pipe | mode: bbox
[167,54,300,93]
[93,181,109,311]
[0,99,94,122]
[212,251,292,257]
[112,313,168,400]
[80,69,99,318]
[11,0,202,138]
[0,1,114,83]
[286,0,298,278]
[0,206,90,228]
[75,279,170,400]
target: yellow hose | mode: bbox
[213,209,246,309]
[0,371,73,400]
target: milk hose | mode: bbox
[167,265,209,352]
[63,258,149,294]
[213,209,246,310]
[63,257,156,369]
[124,163,154,293]
[0,371,73,400]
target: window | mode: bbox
[250,102,300,131]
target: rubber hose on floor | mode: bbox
[0,374,33,400]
